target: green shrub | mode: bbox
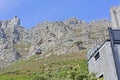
[32,76,47,80]
[75,73,97,80]
[4,70,20,75]
[76,74,87,80]
[70,71,77,80]
[58,70,68,77]
[75,40,83,45]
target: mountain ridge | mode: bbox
[0,16,111,68]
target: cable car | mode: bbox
[35,48,42,55]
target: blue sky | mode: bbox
[0,0,120,28]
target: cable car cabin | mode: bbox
[35,49,42,55]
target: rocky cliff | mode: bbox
[0,16,111,68]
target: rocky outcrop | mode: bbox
[0,16,111,67]
[0,16,29,67]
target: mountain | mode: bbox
[0,16,111,68]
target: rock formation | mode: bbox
[0,16,111,68]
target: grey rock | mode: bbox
[0,16,111,68]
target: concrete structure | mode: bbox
[110,6,120,29]
[87,28,120,80]
[87,6,120,80]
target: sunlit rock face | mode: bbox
[0,16,111,67]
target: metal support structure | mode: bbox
[108,27,120,80]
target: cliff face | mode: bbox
[0,17,111,67]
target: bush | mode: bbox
[32,76,47,80]
[75,73,97,80]
[75,40,83,45]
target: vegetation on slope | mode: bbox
[0,50,98,80]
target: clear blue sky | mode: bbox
[0,0,119,28]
